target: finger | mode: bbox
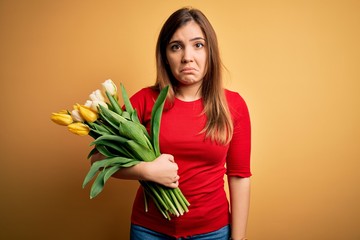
[173,163,179,171]
[167,154,175,163]
[169,181,179,188]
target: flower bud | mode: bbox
[89,89,105,102]
[77,104,98,122]
[59,109,69,114]
[67,122,90,136]
[51,112,73,126]
[84,100,92,108]
[91,100,108,112]
[84,100,108,112]
[102,79,117,96]
[71,109,84,122]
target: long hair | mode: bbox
[154,7,233,145]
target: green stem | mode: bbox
[156,185,179,217]
[169,189,184,215]
[141,181,168,211]
[175,188,190,206]
[143,187,169,219]
[174,188,189,212]
[143,191,148,212]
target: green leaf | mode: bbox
[121,111,131,120]
[87,147,98,159]
[90,135,129,146]
[83,156,140,192]
[105,91,123,115]
[131,110,141,125]
[95,140,133,158]
[121,160,141,167]
[130,109,150,138]
[102,160,141,183]
[125,140,156,162]
[103,165,121,183]
[82,160,108,188]
[88,121,115,135]
[98,105,122,130]
[102,156,140,168]
[96,145,115,158]
[120,83,134,113]
[150,86,169,157]
[99,123,117,135]
[90,170,107,199]
[118,120,150,147]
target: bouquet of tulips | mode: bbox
[51,79,189,220]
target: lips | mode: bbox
[180,67,197,73]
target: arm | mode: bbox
[89,89,180,188]
[228,176,251,240]
[91,152,180,188]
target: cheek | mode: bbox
[167,58,179,73]
[197,52,207,67]
[200,56,208,73]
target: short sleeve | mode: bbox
[226,91,252,178]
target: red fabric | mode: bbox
[129,87,251,238]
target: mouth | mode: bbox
[180,67,197,73]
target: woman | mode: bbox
[106,7,251,240]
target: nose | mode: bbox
[181,47,193,63]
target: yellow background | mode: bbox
[1,0,359,239]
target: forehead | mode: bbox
[170,21,205,41]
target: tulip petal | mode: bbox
[51,112,73,126]
[78,105,98,123]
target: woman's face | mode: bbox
[166,21,208,87]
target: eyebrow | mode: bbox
[168,37,206,45]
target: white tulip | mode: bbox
[91,100,108,112]
[89,89,105,102]
[84,99,108,112]
[102,79,117,96]
[71,109,84,122]
[84,100,92,108]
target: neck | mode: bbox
[175,84,202,101]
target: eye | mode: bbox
[170,44,182,51]
[195,42,205,48]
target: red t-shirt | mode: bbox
[129,87,251,238]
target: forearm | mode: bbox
[228,176,251,240]
[90,152,144,179]
[111,161,149,180]
[90,152,179,188]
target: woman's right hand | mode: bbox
[141,154,179,188]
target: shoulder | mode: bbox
[131,86,158,100]
[224,89,247,107]
[224,89,250,117]
[130,87,159,106]
[129,86,159,121]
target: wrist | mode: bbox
[135,161,151,181]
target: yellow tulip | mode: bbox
[77,104,98,123]
[51,112,73,126]
[67,122,90,136]
[59,109,69,114]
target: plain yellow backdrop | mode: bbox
[1,0,359,239]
